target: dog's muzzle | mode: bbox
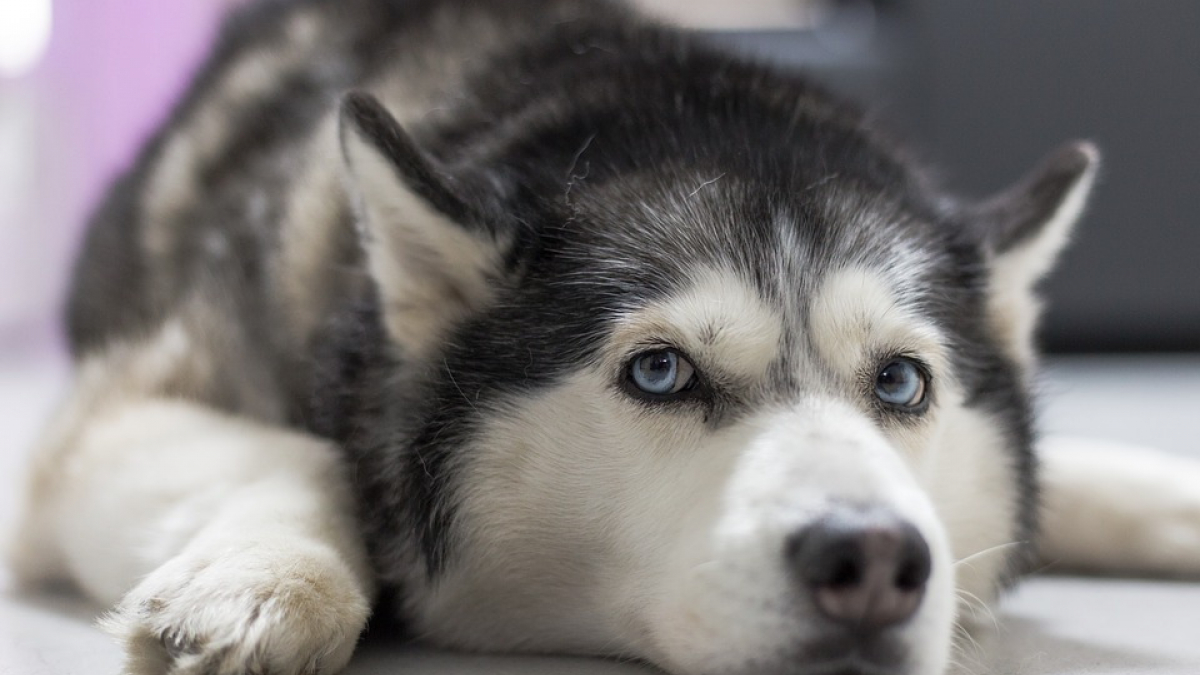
[771,505,935,675]
[648,403,954,675]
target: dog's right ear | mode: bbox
[338,92,504,355]
[970,142,1100,366]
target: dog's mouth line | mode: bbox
[787,637,914,675]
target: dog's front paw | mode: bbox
[102,541,370,675]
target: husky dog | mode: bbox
[9,1,1200,674]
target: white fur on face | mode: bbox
[650,401,956,675]
[923,405,1023,624]
[809,264,951,382]
[610,267,784,385]
[414,265,989,675]
[810,266,1026,623]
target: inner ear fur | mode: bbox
[971,141,1100,364]
[338,92,505,355]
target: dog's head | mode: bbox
[334,60,1096,675]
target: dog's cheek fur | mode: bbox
[401,369,716,657]
[922,398,1025,620]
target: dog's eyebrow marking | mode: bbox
[809,265,947,376]
[610,267,782,383]
[687,172,726,199]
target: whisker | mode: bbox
[443,359,481,414]
[954,540,1026,569]
[945,653,982,675]
[946,649,985,675]
[955,589,1000,632]
[950,619,994,674]
[1025,554,1064,577]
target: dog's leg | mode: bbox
[1038,435,1200,576]
[10,394,374,675]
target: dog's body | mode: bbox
[9,1,1200,674]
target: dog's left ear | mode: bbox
[338,92,507,355]
[971,142,1099,363]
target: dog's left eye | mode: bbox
[874,358,928,409]
[628,349,697,397]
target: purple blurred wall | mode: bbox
[0,0,235,352]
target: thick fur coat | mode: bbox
[10,2,1200,674]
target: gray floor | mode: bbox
[2,351,1199,674]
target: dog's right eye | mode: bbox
[627,349,697,398]
[874,358,929,410]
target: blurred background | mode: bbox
[0,0,1197,362]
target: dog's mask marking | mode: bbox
[338,92,504,355]
[973,142,1100,364]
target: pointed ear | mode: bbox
[338,92,504,355]
[973,142,1100,364]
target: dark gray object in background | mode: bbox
[718,0,1199,352]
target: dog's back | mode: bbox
[66,0,652,417]
[66,0,883,430]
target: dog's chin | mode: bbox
[766,662,907,675]
[762,663,903,675]
[646,615,950,675]
[666,656,916,675]
[687,654,916,675]
[714,636,918,675]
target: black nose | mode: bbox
[787,508,931,630]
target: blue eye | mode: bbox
[629,349,697,397]
[875,359,928,409]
